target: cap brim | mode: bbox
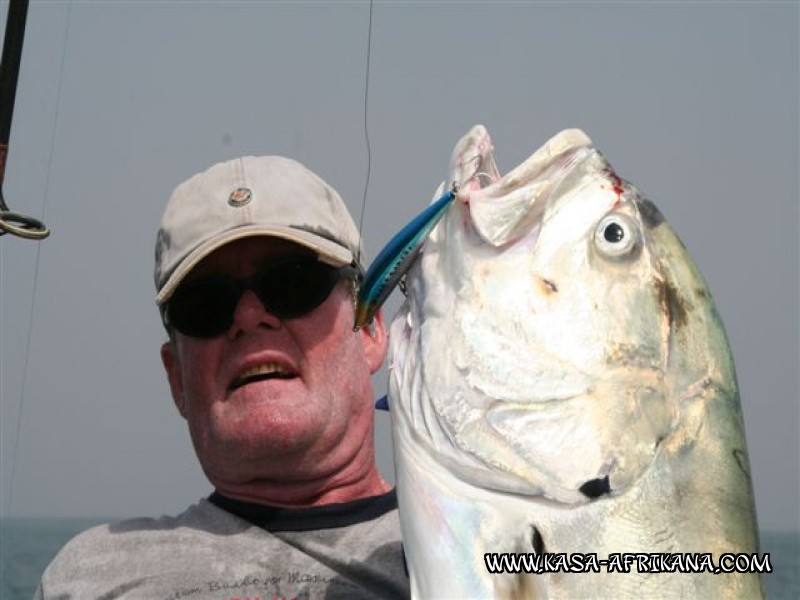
[155,225,354,305]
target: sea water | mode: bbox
[1,519,797,599]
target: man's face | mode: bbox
[160,237,387,501]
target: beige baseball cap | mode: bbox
[154,155,363,306]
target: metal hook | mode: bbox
[455,171,494,193]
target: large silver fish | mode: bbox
[387,126,763,598]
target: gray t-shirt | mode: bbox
[35,490,409,599]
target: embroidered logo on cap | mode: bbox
[228,187,252,207]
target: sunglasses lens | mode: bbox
[256,259,339,319]
[166,258,354,338]
[167,277,239,338]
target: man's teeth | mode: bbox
[239,363,290,379]
[232,363,295,389]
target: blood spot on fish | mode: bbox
[530,526,546,555]
[604,168,625,207]
[579,475,611,498]
[636,198,665,228]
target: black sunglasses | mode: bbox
[164,256,360,338]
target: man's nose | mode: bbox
[229,289,282,337]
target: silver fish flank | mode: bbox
[388,126,762,599]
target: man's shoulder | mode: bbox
[41,499,239,575]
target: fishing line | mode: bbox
[356,0,374,268]
[3,1,72,520]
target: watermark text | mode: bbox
[483,552,772,575]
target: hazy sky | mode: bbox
[1,1,797,535]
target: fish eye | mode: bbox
[594,213,639,259]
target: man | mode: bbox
[36,156,409,599]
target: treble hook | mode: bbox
[0,0,49,240]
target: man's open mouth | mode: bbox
[230,363,297,391]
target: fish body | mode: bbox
[388,126,762,598]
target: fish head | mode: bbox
[393,126,728,505]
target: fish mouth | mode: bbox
[478,128,593,197]
[229,362,298,391]
[453,128,595,247]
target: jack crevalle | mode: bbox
[386,126,763,598]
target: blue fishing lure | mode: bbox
[354,186,457,329]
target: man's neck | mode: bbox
[211,466,392,508]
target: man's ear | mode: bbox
[360,308,388,374]
[161,341,187,419]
